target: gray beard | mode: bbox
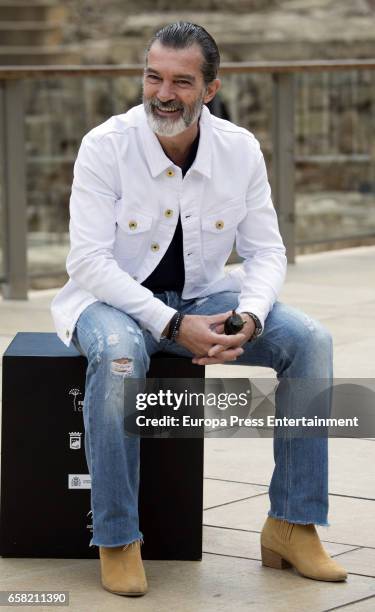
[143,95,204,137]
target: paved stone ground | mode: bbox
[0,246,374,611]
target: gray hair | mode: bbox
[145,22,220,85]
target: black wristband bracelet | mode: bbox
[166,312,180,340]
[242,311,263,340]
[170,313,185,342]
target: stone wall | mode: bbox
[61,0,375,63]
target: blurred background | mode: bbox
[0,0,375,294]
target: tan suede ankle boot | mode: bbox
[99,540,148,596]
[261,517,347,582]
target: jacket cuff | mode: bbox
[141,299,177,342]
[236,300,269,331]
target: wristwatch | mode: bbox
[241,312,263,341]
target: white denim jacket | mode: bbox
[51,104,287,347]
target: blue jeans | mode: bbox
[72,291,332,547]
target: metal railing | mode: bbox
[1,59,375,298]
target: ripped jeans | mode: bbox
[71,291,333,547]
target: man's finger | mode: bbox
[193,347,244,364]
[207,310,233,325]
[208,322,220,334]
[208,331,246,348]
[193,357,223,365]
[193,352,240,366]
[220,347,244,359]
[208,343,225,356]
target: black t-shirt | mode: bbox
[141,132,200,294]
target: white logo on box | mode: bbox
[69,388,84,412]
[86,509,93,533]
[69,432,82,450]
[69,474,91,489]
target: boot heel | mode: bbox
[261,545,292,570]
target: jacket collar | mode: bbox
[138,104,212,179]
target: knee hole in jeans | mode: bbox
[111,358,134,377]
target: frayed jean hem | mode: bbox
[268,510,330,527]
[90,533,144,548]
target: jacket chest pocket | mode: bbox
[116,210,153,257]
[201,205,245,260]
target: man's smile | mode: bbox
[151,102,184,118]
[155,108,182,117]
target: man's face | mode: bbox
[143,41,209,137]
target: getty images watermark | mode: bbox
[121,378,375,438]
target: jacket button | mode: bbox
[164,209,173,218]
[151,242,160,252]
[215,220,224,230]
[128,220,137,230]
[166,169,175,177]
[66,330,70,338]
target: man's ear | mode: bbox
[203,78,221,104]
